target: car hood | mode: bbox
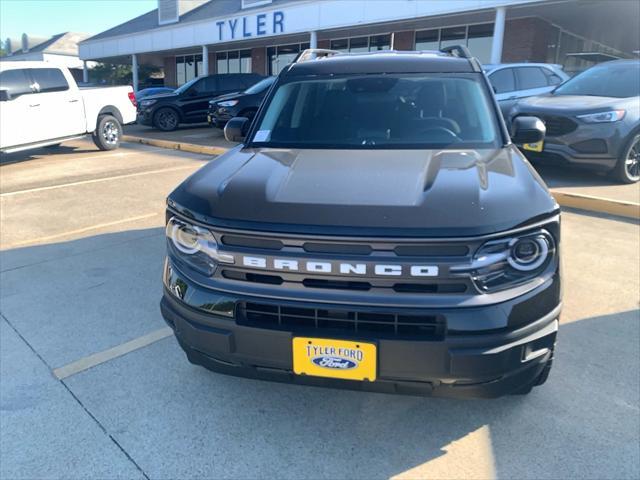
[209,92,244,104]
[142,92,179,102]
[169,146,558,237]
[516,94,622,113]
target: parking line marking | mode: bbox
[0,165,196,197]
[2,212,161,249]
[53,327,174,380]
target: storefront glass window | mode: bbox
[349,37,369,52]
[414,23,493,63]
[369,34,390,51]
[215,50,253,75]
[415,29,439,51]
[330,38,349,52]
[267,43,309,75]
[440,26,467,49]
[467,23,493,63]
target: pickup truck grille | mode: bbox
[239,302,446,339]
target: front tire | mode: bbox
[612,133,640,184]
[92,115,122,151]
[153,107,179,131]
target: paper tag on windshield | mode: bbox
[254,130,271,142]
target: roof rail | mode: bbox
[440,45,472,59]
[295,48,342,63]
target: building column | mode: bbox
[490,6,507,64]
[82,61,89,83]
[202,45,209,76]
[131,54,139,92]
[310,31,318,49]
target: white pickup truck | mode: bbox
[0,61,137,154]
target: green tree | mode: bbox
[89,62,160,87]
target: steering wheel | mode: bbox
[418,126,461,142]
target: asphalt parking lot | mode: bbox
[1,139,639,480]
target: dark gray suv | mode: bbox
[511,60,640,183]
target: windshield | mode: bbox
[554,62,640,98]
[174,77,200,95]
[250,73,500,149]
[245,77,275,95]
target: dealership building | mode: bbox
[78,0,639,90]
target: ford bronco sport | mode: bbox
[161,47,560,398]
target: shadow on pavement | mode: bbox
[0,143,100,166]
[1,228,638,479]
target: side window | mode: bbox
[30,68,69,93]
[543,68,564,86]
[202,76,218,92]
[218,75,240,91]
[0,69,33,98]
[489,68,515,93]
[515,67,549,90]
[190,78,207,94]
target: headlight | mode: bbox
[577,110,625,123]
[218,100,239,107]
[166,217,234,276]
[140,99,157,107]
[451,230,555,293]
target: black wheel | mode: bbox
[154,107,179,131]
[92,115,122,151]
[612,133,640,184]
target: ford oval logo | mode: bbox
[312,356,357,370]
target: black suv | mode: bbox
[161,48,560,398]
[137,73,263,131]
[208,76,276,128]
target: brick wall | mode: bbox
[163,56,176,87]
[503,17,555,63]
[393,31,414,50]
[251,47,267,75]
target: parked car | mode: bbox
[137,73,264,131]
[135,87,174,101]
[484,63,569,118]
[0,62,136,153]
[161,48,561,398]
[511,59,640,183]
[208,76,275,128]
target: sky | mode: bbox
[0,0,157,40]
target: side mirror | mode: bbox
[511,116,545,144]
[224,117,250,143]
[0,89,11,102]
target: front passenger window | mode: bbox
[489,68,515,93]
[0,69,33,98]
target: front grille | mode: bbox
[519,114,577,137]
[215,230,479,293]
[240,302,446,339]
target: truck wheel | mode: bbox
[612,134,640,184]
[93,115,122,151]
[154,108,179,131]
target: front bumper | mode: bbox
[207,108,234,128]
[161,259,560,398]
[136,110,154,126]
[520,122,623,171]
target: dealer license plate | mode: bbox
[523,140,544,152]
[292,337,376,381]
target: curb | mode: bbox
[122,136,640,221]
[551,191,639,220]
[122,135,228,156]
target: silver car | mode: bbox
[484,63,570,102]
